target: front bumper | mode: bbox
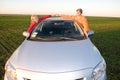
[4,68,106,80]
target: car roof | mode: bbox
[42,17,73,21]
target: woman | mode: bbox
[27,15,52,33]
[23,15,52,37]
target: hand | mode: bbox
[23,31,30,37]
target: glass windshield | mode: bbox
[29,20,85,41]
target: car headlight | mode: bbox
[5,61,17,80]
[92,59,106,80]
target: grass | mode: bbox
[0,15,120,80]
[88,16,120,80]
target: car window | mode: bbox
[29,20,85,41]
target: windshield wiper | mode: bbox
[29,37,47,41]
[58,37,77,40]
[29,37,79,41]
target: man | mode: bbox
[58,8,90,32]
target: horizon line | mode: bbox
[0,13,120,18]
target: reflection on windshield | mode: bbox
[29,20,85,41]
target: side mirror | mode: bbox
[88,30,94,37]
[23,31,30,37]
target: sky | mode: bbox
[0,0,120,17]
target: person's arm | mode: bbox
[82,17,90,32]
[60,14,75,20]
[38,15,52,21]
[27,22,36,33]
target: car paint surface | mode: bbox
[10,38,102,73]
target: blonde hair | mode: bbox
[31,15,39,23]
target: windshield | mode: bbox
[29,20,85,41]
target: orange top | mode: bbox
[61,15,90,32]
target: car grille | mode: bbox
[24,77,86,80]
[23,78,31,80]
[75,77,86,80]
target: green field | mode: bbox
[0,15,120,80]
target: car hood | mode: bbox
[10,39,102,73]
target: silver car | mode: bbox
[4,17,106,80]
